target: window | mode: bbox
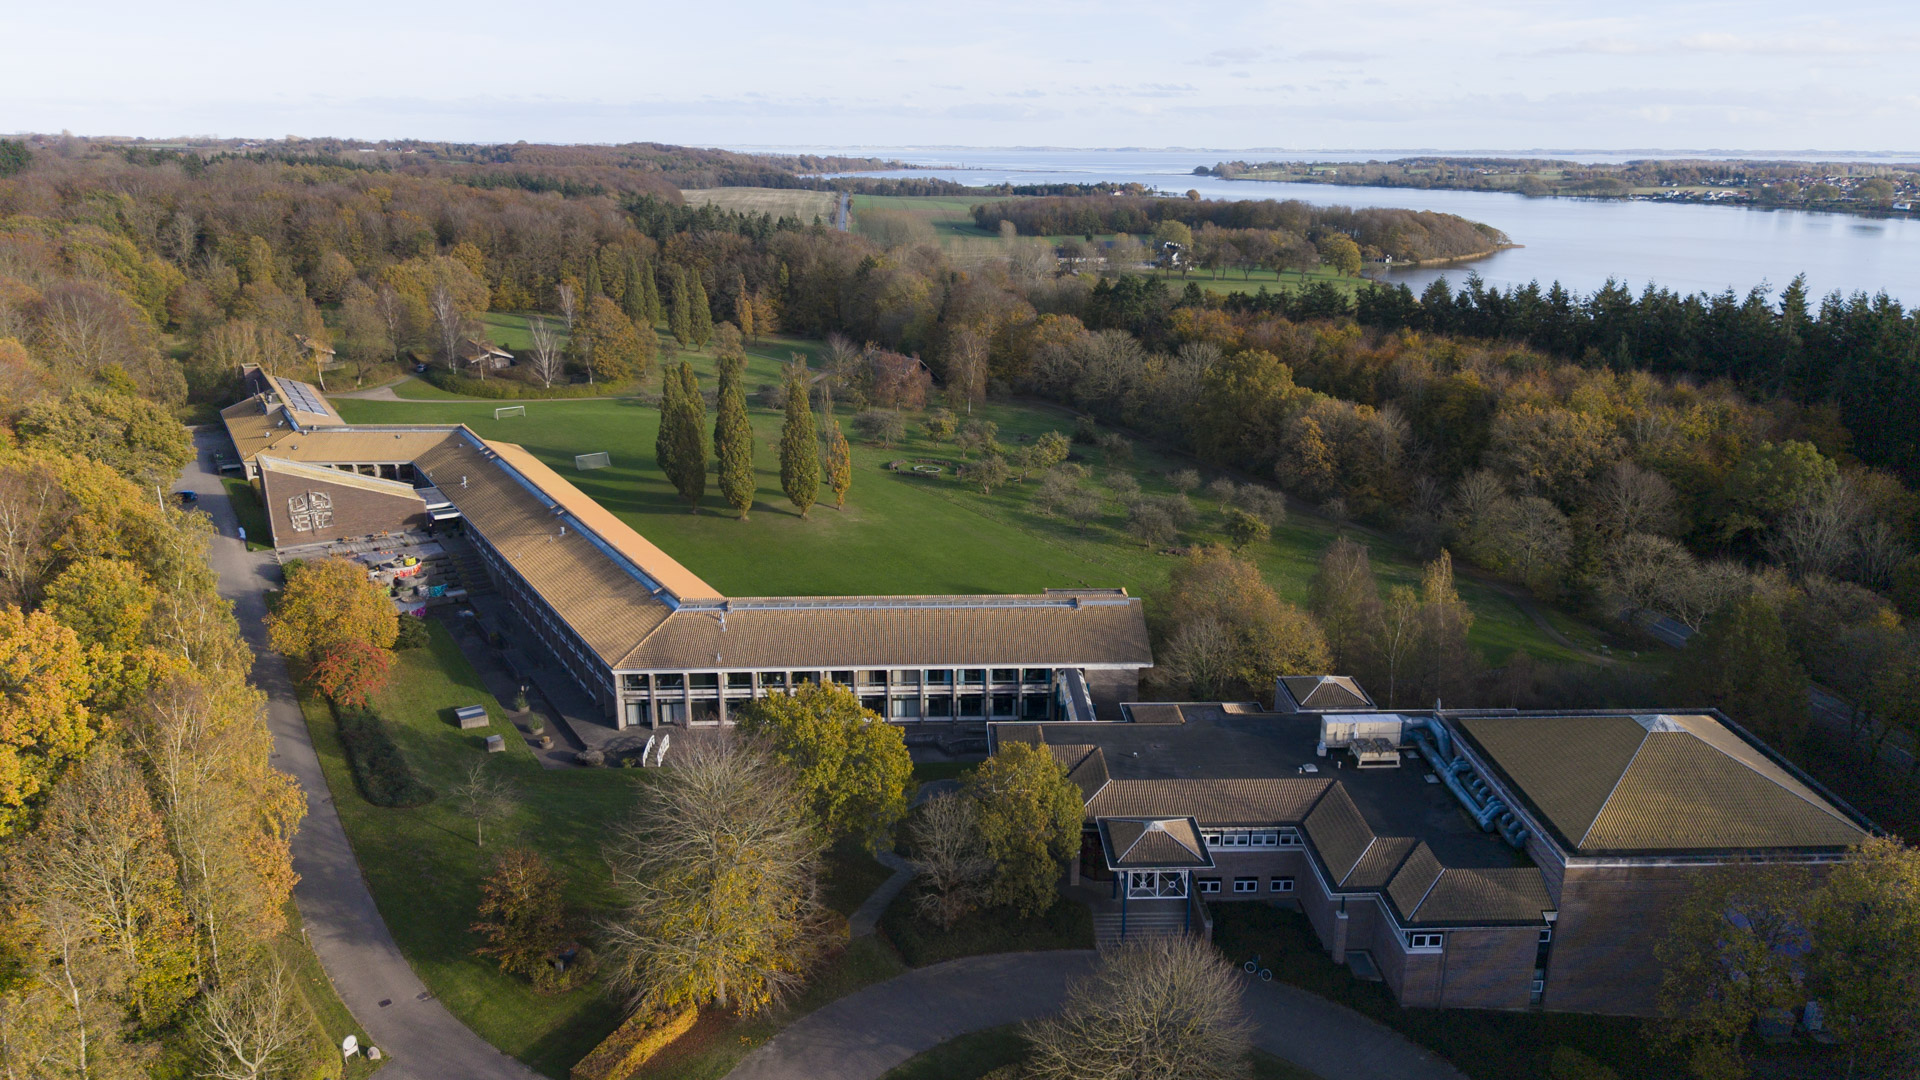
[1233,877,1259,894]
[688,673,719,690]
[959,694,984,717]
[656,673,685,690]
[1197,878,1222,895]
[960,669,986,686]
[726,672,753,689]
[990,668,1019,683]
[758,672,787,689]
[1278,829,1303,848]
[926,695,953,717]
[1021,694,1050,719]
[1201,832,1220,848]
[1538,928,1553,944]
[830,670,854,685]
[925,669,954,686]
[859,670,887,686]
[861,696,887,715]
[895,670,921,686]
[1270,877,1295,894]
[892,698,921,719]
[1408,933,1444,951]
[621,673,650,691]
[1250,831,1279,848]
[992,694,1017,717]
[1530,979,1545,995]
[1022,668,1050,684]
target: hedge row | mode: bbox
[332,703,435,808]
[570,1006,697,1080]
[420,368,634,400]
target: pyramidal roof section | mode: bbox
[1454,714,1867,855]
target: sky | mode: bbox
[6,0,1917,151]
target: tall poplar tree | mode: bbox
[622,255,646,323]
[668,362,707,511]
[642,258,663,325]
[734,272,755,340]
[779,362,820,519]
[655,363,683,485]
[585,253,604,299]
[826,418,852,509]
[690,274,715,346]
[669,266,693,346]
[715,354,756,520]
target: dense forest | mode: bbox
[972,195,1508,263]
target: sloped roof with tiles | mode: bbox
[1099,817,1214,870]
[1454,713,1868,855]
[1279,675,1374,711]
[1085,778,1331,827]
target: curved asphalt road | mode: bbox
[724,949,1464,1080]
[183,430,540,1080]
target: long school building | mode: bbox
[221,374,1153,726]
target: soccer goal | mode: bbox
[493,405,526,419]
[575,452,611,471]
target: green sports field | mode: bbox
[333,337,1593,666]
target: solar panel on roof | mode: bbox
[277,379,328,416]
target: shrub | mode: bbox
[570,1007,698,1080]
[1549,1047,1620,1080]
[392,614,431,650]
[333,704,434,807]
[576,748,606,767]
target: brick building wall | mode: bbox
[1438,926,1539,1009]
[1544,863,1696,1015]
[260,470,425,547]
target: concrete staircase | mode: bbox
[1092,905,1193,950]
[447,544,495,596]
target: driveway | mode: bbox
[181,431,541,1080]
[722,947,1463,1080]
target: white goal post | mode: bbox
[575,452,611,471]
[493,405,526,419]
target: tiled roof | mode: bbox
[1280,675,1373,711]
[1456,713,1867,855]
[1099,817,1213,869]
[1084,778,1331,827]
[1046,744,1112,801]
[1128,703,1188,725]
[1405,867,1555,926]
[1340,835,1418,889]
[413,434,677,666]
[1305,785,1377,882]
[618,593,1151,671]
[1386,843,1444,919]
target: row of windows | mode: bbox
[621,668,1052,691]
[1200,829,1303,850]
[1196,877,1294,895]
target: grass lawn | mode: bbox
[296,619,641,1077]
[333,343,1587,666]
[479,311,569,353]
[220,476,273,551]
[911,760,977,784]
[881,895,1093,968]
[682,187,840,224]
[273,901,387,1079]
[1210,903,1667,1080]
[823,841,898,917]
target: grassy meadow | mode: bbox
[334,331,1598,666]
[680,187,840,223]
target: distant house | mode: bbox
[458,339,514,371]
[291,333,339,370]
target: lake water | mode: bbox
[765,147,1920,305]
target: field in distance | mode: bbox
[680,187,839,222]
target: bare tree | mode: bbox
[526,316,564,389]
[1157,616,1235,700]
[1594,460,1680,537]
[191,962,305,1080]
[449,761,518,848]
[556,283,577,334]
[1600,532,1695,616]
[601,737,829,1015]
[429,282,462,370]
[945,328,988,416]
[372,283,407,365]
[1025,937,1252,1080]
[1769,475,1869,578]
[909,792,994,930]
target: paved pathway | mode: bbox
[722,947,1463,1080]
[726,952,1098,1080]
[848,851,913,938]
[182,432,540,1080]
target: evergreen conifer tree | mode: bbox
[642,259,663,325]
[690,274,714,346]
[669,266,693,346]
[655,363,683,485]
[622,255,646,323]
[668,362,707,511]
[585,254,604,299]
[779,363,820,519]
[715,354,756,520]
[734,272,755,340]
[827,418,852,509]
